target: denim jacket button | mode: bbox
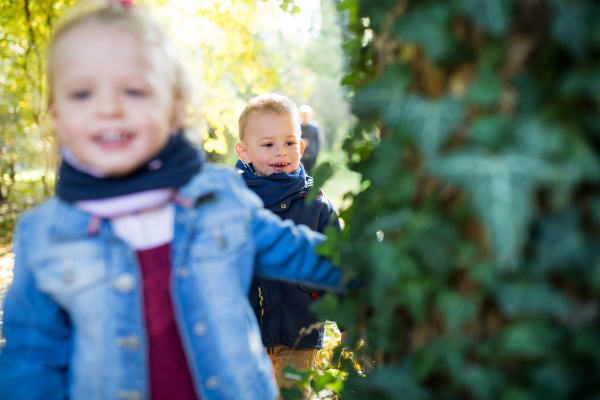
[63,270,74,283]
[116,335,139,350]
[262,337,270,344]
[117,390,142,400]
[206,376,220,390]
[193,322,208,336]
[215,237,227,249]
[280,203,287,209]
[264,301,271,308]
[110,274,135,293]
[176,266,190,279]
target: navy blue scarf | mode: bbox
[57,134,204,202]
[234,159,311,208]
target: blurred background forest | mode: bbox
[0,0,358,250]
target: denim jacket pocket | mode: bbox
[31,247,107,296]
[191,218,250,260]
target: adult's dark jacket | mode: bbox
[235,159,339,349]
[300,120,323,176]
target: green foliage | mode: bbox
[317,0,600,398]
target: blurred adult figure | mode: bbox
[299,104,323,176]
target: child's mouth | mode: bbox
[270,162,289,171]
[93,129,134,150]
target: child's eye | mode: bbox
[71,90,91,100]
[262,143,273,148]
[286,141,296,146]
[126,88,146,97]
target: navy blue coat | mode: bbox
[235,160,339,349]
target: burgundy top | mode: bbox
[136,243,198,400]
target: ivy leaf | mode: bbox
[367,241,402,308]
[497,282,569,318]
[352,63,410,126]
[393,3,452,62]
[500,321,560,358]
[280,388,303,400]
[468,68,502,106]
[430,153,555,270]
[514,118,566,159]
[436,291,477,331]
[358,366,431,400]
[470,115,511,150]
[400,95,465,160]
[458,0,509,36]
[460,365,505,399]
[551,0,594,58]
[531,208,593,276]
[306,161,335,199]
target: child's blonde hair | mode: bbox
[238,93,301,141]
[47,0,192,120]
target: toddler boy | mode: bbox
[235,94,340,394]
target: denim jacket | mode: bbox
[0,164,340,400]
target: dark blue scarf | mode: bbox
[235,159,312,208]
[57,134,204,202]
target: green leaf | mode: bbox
[430,153,555,269]
[531,209,592,275]
[359,366,431,400]
[400,95,465,159]
[497,283,569,318]
[310,370,345,395]
[352,63,411,126]
[458,0,509,36]
[551,0,594,58]
[468,68,502,106]
[500,321,560,358]
[368,241,403,307]
[307,161,336,200]
[315,226,342,264]
[399,279,431,324]
[470,115,510,150]
[393,3,453,62]
[514,117,566,159]
[436,291,477,331]
[531,365,574,398]
[280,388,303,400]
[460,365,505,399]
[500,387,536,400]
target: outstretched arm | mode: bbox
[251,208,340,289]
[0,224,71,400]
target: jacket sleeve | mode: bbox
[0,220,71,400]
[251,208,340,289]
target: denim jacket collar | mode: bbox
[48,165,225,240]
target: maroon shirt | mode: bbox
[137,243,198,400]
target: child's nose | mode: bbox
[274,144,287,156]
[96,91,122,117]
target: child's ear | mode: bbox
[235,142,252,163]
[300,138,305,157]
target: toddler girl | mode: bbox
[0,2,339,400]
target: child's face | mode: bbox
[51,24,180,177]
[236,111,305,176]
